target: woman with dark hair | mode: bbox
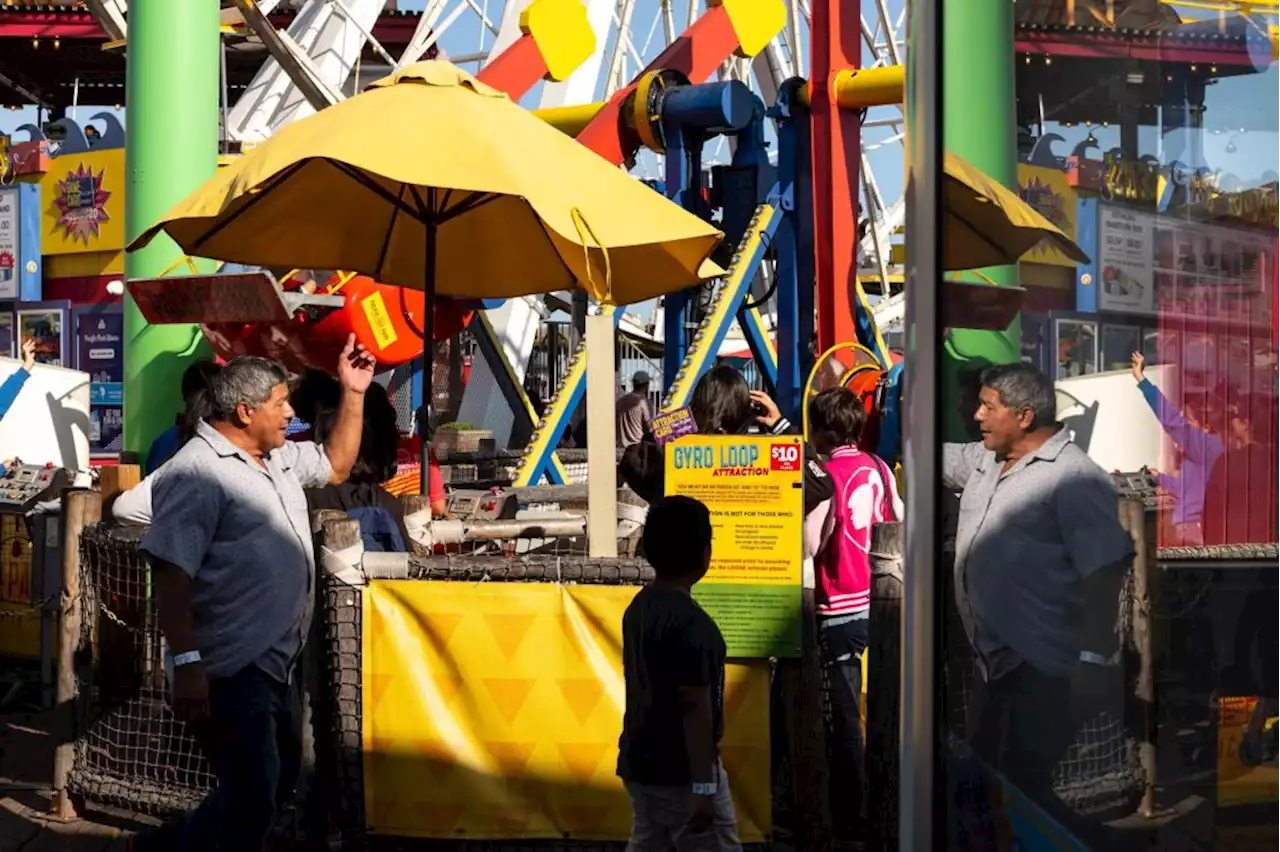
[144,359,222,474]
[619,365,832,511]
[688,364,756,435]
[306,381,412,552]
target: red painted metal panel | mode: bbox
[810,0,861,352]
[1161,236,1279,548]
[474,33,546,96]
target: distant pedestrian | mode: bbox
[144,359,222,475]
[617,370,655,449]
[134,337,374,852]
[618,495,740,852]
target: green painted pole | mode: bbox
[941,0,1020,441]
[123,0,219,458]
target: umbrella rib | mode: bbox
[190,160,307,253]
[407,186,433,222]
[374,184,410,282]
[325,159,422,220]
[440,192,500,223]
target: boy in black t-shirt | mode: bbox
[617,496,740,851]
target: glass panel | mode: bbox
[1100,323,1141,372]
[1055,318,1098,379]
[926,3,1279,850]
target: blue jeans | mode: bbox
[819,615,869,837]
[139,665,302,852]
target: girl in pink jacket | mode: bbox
[803,387,902,840]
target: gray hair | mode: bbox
[209,356,289,421]
[979,362,1057,430]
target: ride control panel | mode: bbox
[0,463,71,514]
[446,489,519,522]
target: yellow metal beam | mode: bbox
[542,64,907,133]
[833,66,905,109]
[532,102,607,137]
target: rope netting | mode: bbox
[64,521,1146,845]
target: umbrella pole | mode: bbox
[419,216,437,499]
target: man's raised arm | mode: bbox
[322,334,376,484]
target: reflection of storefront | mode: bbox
[1061,198,1276,383]
[4,125,127,460]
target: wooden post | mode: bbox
[402,494,432,556]
[866,522,904,851]
[51,488,102,820]
[584,312,618,558]
[98,463,141,515]
[323,516,363,554]
[1124,499,1158,818]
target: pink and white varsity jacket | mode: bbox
[806,446,903,618]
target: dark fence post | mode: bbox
[780,583,831,850]
[1121,499,1158,818]
[318,515,366,838]
[867,521,904,852]
[52,488,102,819]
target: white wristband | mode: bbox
[171,650,202,667]
[1079,650,1113,667]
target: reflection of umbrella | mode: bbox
[944,151,1090,270]
[129,61,725,490]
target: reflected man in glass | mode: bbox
[942,363,1134,827]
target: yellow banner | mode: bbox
[362,581,772,840]
[1018,163,1079,268]
[1217,696,1278,808]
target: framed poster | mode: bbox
[74,305,124,404]
[16,301,70,368]
[75,305,126,457]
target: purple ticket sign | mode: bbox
[652,407,697,446]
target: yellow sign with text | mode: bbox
[362,581,772,840]
[665,435,804,658]
[37,149,126,256]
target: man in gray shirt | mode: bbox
[616,370,654,448]
[943,363,1133,821]
[136,337,373,851]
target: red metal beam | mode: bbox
[810,0,861,352]
[575,4,741,167]
[475,33,546,95]
[0,9,102,39]
[1016,31,1258,66]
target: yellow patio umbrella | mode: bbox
[943,151,1090,270]
[129,61,726,490]
[130,62,724,304]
